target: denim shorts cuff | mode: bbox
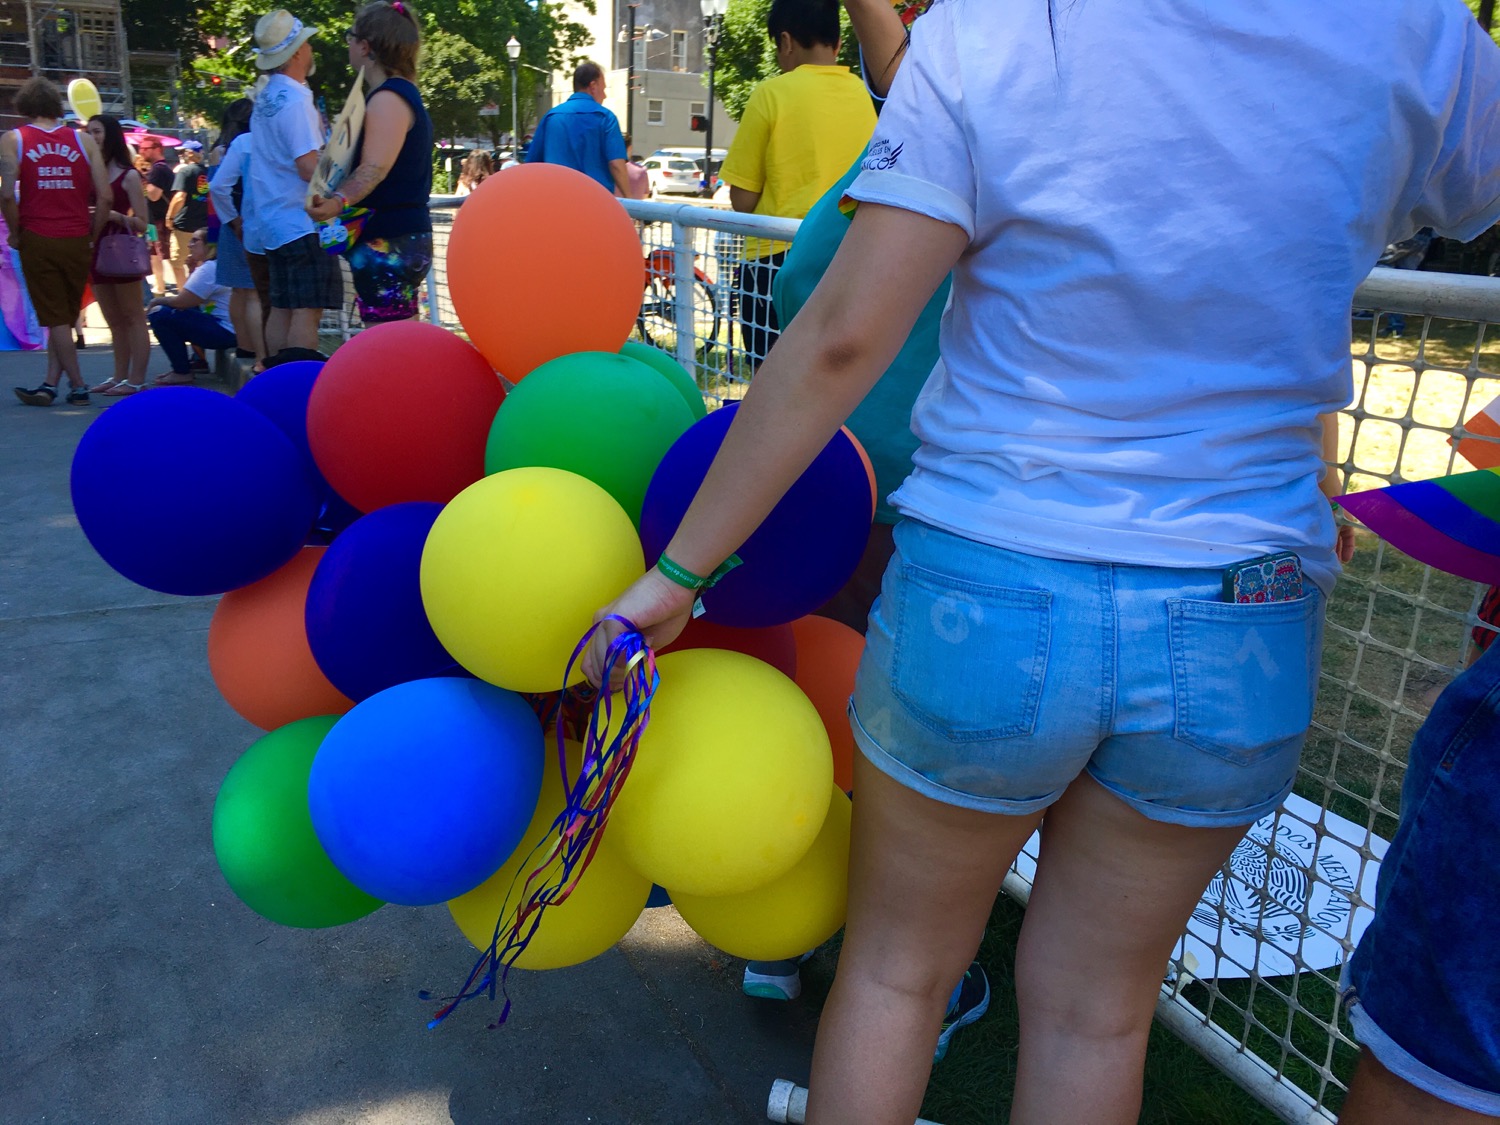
[1345,997,1500,1115]
[1084,767,1297,829]
[849,702,1062,817]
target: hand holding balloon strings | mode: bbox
[426,617,658,1028]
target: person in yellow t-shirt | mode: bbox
[720,0,875,370]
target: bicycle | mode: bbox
[636,247,722,351]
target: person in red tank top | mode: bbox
[1,76,111,406]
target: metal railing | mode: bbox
[413,196,1500,1124]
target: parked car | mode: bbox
[643,156,704,196]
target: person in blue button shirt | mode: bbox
[526,61,630,197]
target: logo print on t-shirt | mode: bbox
[862,139,904,172]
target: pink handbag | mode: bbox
[95,231,150,278]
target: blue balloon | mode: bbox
[235,361,360,539]
[71,387,319,595]
[305,502,463,702]
[639,403,872,628]
[307,678,544,906]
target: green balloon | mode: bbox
[212,715,384,929]
[620,341,708,421]
[486,352,697,526]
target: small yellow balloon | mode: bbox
[67,79,102,121]
[673,787,850,961]
[610,649,833,897]
[420,468,644,693]
[449,741,650,969]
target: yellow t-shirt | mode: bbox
[720,64,876,259]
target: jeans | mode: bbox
[148,305,236,373]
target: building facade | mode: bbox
[0,0,134,128]
[549,0,736,156]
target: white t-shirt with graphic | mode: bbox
[845,0,1500,595]
[247,73,324,251]
[184,260,233,331]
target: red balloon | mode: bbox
[208,547,354,730]
[306,321,505,513]
[661,617,798,680]
[790,615,865,792]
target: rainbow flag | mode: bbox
[1455,395,1500,471]
[1338,467,1500,584]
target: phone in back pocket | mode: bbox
[1222,551,1304,604]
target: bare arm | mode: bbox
[609,158,631,198]
[0,132,18,245]
[83,132,111,237]
[148,286,205,311]
[166,190,187,226]
[584,203,967,680]
[117,169,149,234]
[143,178,164,203]
[307,90,413,220]
[295,150,320,183]
[845,0,909,97]
[730,185,762,213]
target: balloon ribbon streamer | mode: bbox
[423,616,658,1028]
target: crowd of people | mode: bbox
[4,1,434,407]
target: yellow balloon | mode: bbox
[420,468,643,693]
[673,787,850,961]
[449,741,650,970]
[610,649,833,896]
[67,79,102,121]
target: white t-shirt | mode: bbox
[247,73,324,250]
[845,0,1500,595]
[209,133,265,253]
[184,260,234,331]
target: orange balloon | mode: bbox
[790,615,866,792]
[446,165,644,380]
[842,426,877,521]
[208,547,354,730]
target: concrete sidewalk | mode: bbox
[0,343,822,1125]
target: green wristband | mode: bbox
[656,552,742,591]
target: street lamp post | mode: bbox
[506,36,521,158]
[624,2,639,142]
[699,0,727,197]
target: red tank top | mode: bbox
[15,123,92,238]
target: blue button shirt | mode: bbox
[526,92,627,192]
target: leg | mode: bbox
[230,288,266,363]
[1009,774,1244,1125]
[1341,1051,1495,1125]
[805,752,1043,1125]
[264,307,291,357]
[90,283,134,386]
[285,308,323,351]
[167,230,190,289]
[48,322,83,389]
[147,305,195,374]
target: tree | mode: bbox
[711,0,861,121]
[420,29,506,142]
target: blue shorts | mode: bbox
[1341,644,1500,1114]
[849,520,1324,827]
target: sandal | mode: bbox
[89,378,123,394]
[103,382,146,396]
[151,371,196,386]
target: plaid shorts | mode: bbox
[266,233,344,311]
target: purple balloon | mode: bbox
[236,361,360,538]
[304,503,463,702]
[639,403,872,628]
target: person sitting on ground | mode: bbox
[146,228,236,385]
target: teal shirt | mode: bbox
[771,149,951,525]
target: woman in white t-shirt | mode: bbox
[588,2,1500,1122]
[145,228,237,384]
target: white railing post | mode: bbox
[672,217,696,374]
[426,266,441,327]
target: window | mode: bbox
[647,99,665,126]
[689,101,706,120]
[632,37,646,70]
[671,29,688,71]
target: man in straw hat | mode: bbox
[247,9,342,360]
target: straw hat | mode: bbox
[252,9,318,70]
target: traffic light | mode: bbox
[210,74,222,87]
[690,114,707,132]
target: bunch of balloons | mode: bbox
[70,164,879,983]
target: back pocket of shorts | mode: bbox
[890,564,1052,741]
[1168,594,1319,765]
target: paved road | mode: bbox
[1,345,821,1125]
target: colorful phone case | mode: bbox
[1222,552,1304,604]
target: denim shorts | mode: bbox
[848,520,1325,827]
[1341,645,1500,1114]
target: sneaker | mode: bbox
[14,384,57,407]
[65,388,91,405]
[743,959,803,1001]
[933,962,990,1063]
